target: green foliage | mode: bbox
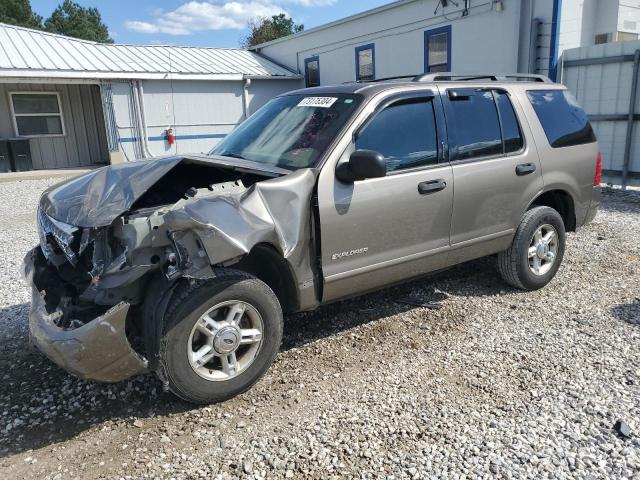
[242,14,303,48]
[0,0,43,29]
[44,0,112,43]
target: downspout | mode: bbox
[129,81,144,160]
[135,80,154,158]
[548,0,562,81]
[529,18,541,74]
[243,78,252,120]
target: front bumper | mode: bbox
[23,248,148,383]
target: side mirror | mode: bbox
[335,149,386,183]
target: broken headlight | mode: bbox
[37,207,81,266]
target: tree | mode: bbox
[0,0,43,29]
[44,0,112,43]
[242,14,303,48]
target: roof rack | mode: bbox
[343,74,421,84]
[413,72,553,83]
[342,72,554,86]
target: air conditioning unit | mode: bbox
[0,140,10,173]
[8,138,33,171]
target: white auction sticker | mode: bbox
[297,97,338,108]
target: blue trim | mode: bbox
[120,133,227,143]
[304,56,320,87]
[549,0,562,81]
[355,43,376,81]
[424,25,451,73]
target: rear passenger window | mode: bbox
[356,98,438,172]
[527,90,596,148]
[445,89,503,161]
[495,91,524,153]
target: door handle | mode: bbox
[516,163,536,176]
[418,179,447,195]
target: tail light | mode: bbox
[594,152,602,186]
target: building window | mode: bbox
[355,44,375,81]
[304,56,320,87]
[10,92,64,137]
[424,25,451,73]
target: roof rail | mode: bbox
[342,74,422,84]
[413,72,553,83]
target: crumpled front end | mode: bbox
[23,248,148,382]
[25,156,320,382]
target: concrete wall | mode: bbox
[562,40,640,184]
[0,82,109,169]
[617,0,640,35]
[556,0,617,53]
[517,0,555,75]
[559,0,640,52]
[558,0,586,53]
[255,0,559,85]
[111,78,299,160]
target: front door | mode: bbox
[317,92,454,302]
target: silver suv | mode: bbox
[24,73,601,404]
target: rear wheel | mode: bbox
[498,206,566,290]
[160,270,283,404]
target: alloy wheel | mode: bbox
[528,224,559,276]
[187,300,264,381]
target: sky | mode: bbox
[30,0,391,47]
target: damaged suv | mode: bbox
[24,74,601,404]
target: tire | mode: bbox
[159,269,283,404]
[498,206,566,291]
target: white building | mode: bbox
[0,23,300,171]
[250,0,640,86]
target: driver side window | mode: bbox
[355,98,438,173]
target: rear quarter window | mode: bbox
[527,90,596,148]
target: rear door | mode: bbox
[440,86,544,261]
[317,91,453,302]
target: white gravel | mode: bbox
[0,179,638,479]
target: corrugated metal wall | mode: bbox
[562,40,640,185]
[110,78,299,160]
[0,82,109,169]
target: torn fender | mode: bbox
[23,249,148,383]
[164,168,318,277]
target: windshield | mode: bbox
[209,94,363,169]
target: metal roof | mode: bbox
[0,23,300,81]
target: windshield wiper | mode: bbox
[218,152,246,160]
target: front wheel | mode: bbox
[498,206,566,290]
[159,270,283,404]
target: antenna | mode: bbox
[434,0,458,15]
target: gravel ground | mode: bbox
[0,178,638,480]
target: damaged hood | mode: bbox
[39,155,290,228]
